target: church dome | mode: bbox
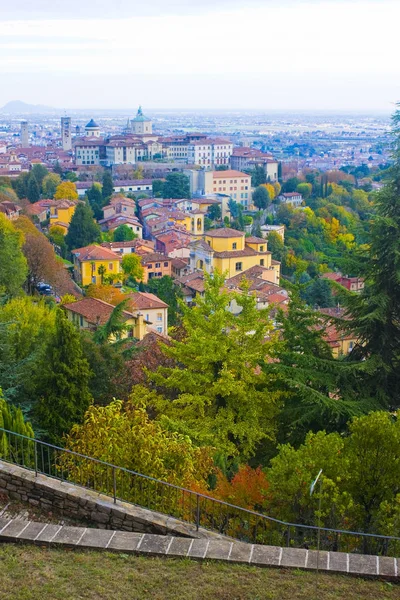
[85,119,99,128]
[132,106,150,122]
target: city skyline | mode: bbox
[1,0,399,111]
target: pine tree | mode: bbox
[0,215,27,297]
[33,310,92,443]
[340,106,400,408]
[65,203,101,251]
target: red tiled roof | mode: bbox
[128,292,168,310]
[212,170,250,179]
[205,227,244,238]
[71,245,122,261]
[246,236,266,244]
[63,297,134,325]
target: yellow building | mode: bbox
[49,200,78,232]
[71,245,122,287]
[191,228,280,283]
[63,297,148,341]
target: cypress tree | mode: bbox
[27,174,40,203]
[102,170,114,202]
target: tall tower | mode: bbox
[61,116,72,151]
[20,121,29,147]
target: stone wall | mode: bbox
[0,461,217,539]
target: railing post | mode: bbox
[196,494,200,531]
[113,466,117,504]
[34,440,38,476]
[287,526,291,547]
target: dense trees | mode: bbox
[33,310,92,443]
[148,272,282,460]
[162,173,190,199]
[121,253,144,282]
[0,215,27,297]
[65,203,101,251]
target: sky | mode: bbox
[0,0,399,111]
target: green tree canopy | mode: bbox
[0,215,27,297]
[65,203,101,251]
[102,170,114,201]
[27,175,40,203]
[113,224,137,242]
[148,272,282,460]
[162,173,190,199]
[253,185,270,210]
[33,310,92,443]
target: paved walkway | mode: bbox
[0,517,397,579]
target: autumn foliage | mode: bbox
[214,465,269,511]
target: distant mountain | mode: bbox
[0,100,59,115]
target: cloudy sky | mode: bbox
[1,0,399,111]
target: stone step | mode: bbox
[0,518,397,579]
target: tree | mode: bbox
[215,465,269,511]
[102,170,114,201]
[54,181,78,201]
[65,171,78,182]
[297,182,312,199]
[162,173,190,199]
[121,253,144,282]
[48,224,67,258]
[152,179,164,197]
[302,277,335,308]
[339,106,400,408]
[15,216,76,296]
[62,395,213,491]
[86,183,103,219]
[30,164,48,189]
[27,175,40,203]
[267,411,400,545]
[13,173,30,199]
[33,310,92,443]
[148,272,282,460]
[0,215,27,297]
[65,203,101,251]
[266,231,284,262]
[253,185,270,210]
[207,204,222,221]
[250,165,266,187]
[228,198,239,219]
[86,284,127,306]
[265,288,375,446]
[0,388,35,461]
[282,177,301,193]
[145,275,183,326]
[42,173,61,198]
[93,300,131,344]
[53,161,64,177]
[113,224,137,242]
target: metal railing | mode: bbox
[0,426,399,556]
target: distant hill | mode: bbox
[0,100,59,114]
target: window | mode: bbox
[235,262,242,272]
[157,326,163,333]
[260,246,264,252]
[146,314,150,321]
[164,262,169,267]
[232,242,237,250]
[155,262,161,268]
[147,264,152,269]
[108,263,113,270]
[92,276,96,283]
[260,259,264,266]
[80,316,84,327]
[157,313,162,321]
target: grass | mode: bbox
[0,545,398,600]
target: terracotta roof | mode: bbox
[140,252,171,264]
[171,258,189,270]
[246,236,266,244]
[205,228,244,238]
[63,297,134,326]
[212,170,249,179]
[214,248,262,259]
[128,292,168,310]
[71,245,122,261]
[322,272,342,281]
